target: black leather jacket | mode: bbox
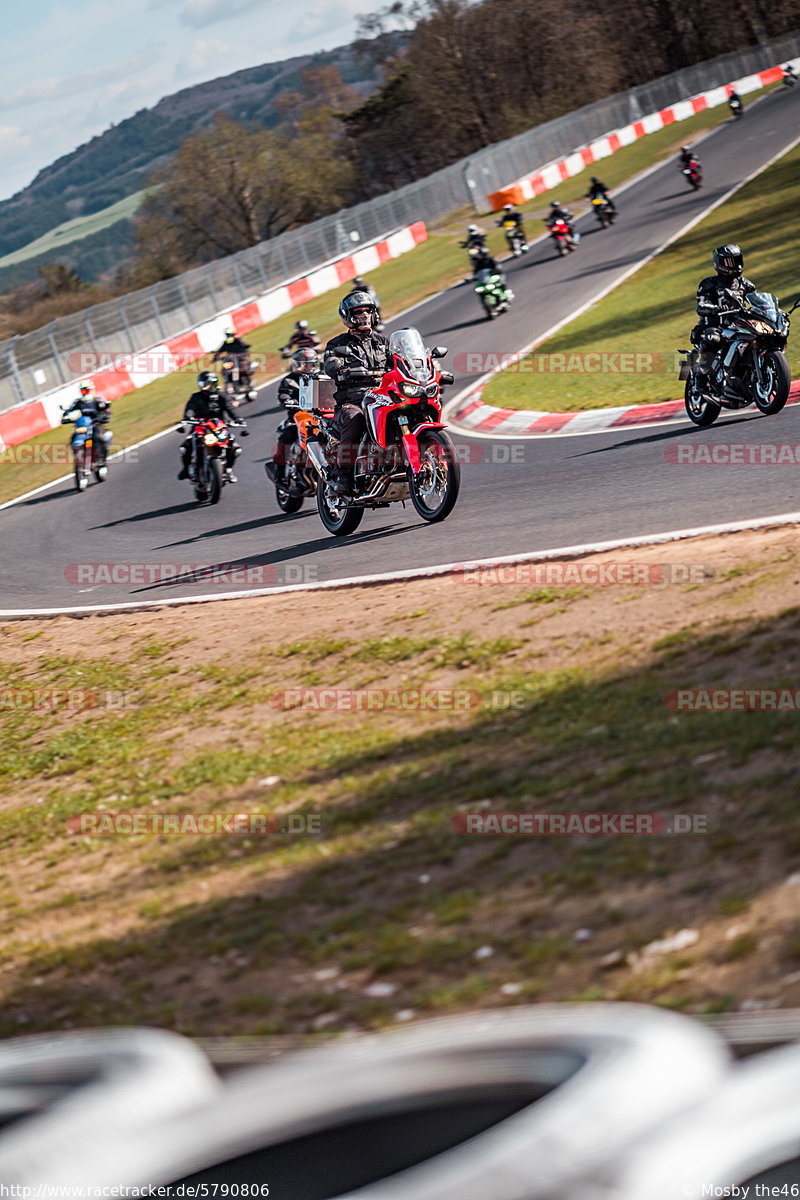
[277,373,302,409]
[212,337,250,361]
[324,331,392,405]
[183,389,239,423]
[695,274,757,326]
[62,397,110,424]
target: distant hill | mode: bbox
[0,35,400,283]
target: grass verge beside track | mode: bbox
[0,86,778,506]
[482,137,800,413]
[1,525,800,1037]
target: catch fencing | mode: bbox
[1,29,798,416]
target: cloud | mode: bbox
[295,0,365,37]
[178,0,266,29]
[174,37,255,80]
[0,56,152,111]
[0,125,32,152]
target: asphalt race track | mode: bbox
[3,86,800,612]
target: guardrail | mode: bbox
[1,28,798,419]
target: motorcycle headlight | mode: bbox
[399,382,423,398]
[204,433,218,446]
[749,320,773,334]
[425,382,439,397]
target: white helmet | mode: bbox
[468,224,478,234]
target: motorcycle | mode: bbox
[280,332,322,360]
[60,406,111,492]
[474,268,513,318]
[591,197,616,227]
[502,220,528,256]
[679,291,800,427]
[783,69,797,88]
[220,353,256,403]
[681,159,703,190]
[179,417,248,504]
[728,95,743,118]
[546,217,579,256]
[266,398,320,515]
[297,328,460,537]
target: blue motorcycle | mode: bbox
[61,407,112,492]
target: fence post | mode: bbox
[6,337,26,406]
[149,287,166,340]
[117,299,136,353]
[45,323,67,385]
[231,257,246,301]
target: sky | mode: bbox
[0,0,370,201]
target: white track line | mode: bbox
[444,124,800,438]
[2,508,799,619]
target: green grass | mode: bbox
[0,86,779,506]
[2,571,800,1034]
[482,136,800,413]
[0,191,155,269]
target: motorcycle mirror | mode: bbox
[788,297,800,314]
[431,346,448,359]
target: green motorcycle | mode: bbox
[475,268,513,319]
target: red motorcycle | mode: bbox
[546,217,578,256]
[179,416,247,505]
[299,328,460,536]
[681,159,703,190]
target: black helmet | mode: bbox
[352,276,366,287]
[197,370,219,390]
[291,347,320,375]
[338,289,378,332]
[712,244,743,278]
[590,176,599,184]
[550,200,560,208]
[295,319,309,331]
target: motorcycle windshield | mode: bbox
[745,292,779,322]
[390,328,431,383]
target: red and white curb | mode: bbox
[0,222,427,454]
[488,60,796,209]
[2,509,800,619]
[451,382,800,438]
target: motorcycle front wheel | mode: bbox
[276,486,304,514]
[74,448,89,491]
[408,430,461,523]
[316,483,364,536]
[684,378,721,427]
[753,351,791,415]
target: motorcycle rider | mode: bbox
[212,327,252,392]
[690,244,757,385]
[459,224,488,252]
[587,176,616,215]
[178,370,244,483]
[783,63,797,85]
[470,245,504,279]
[496,203,527,250]
[323,290,391,495]
[728,87,743,112]
[546,199,576,236]
[352,277,383,328]
[61,380,112,465]
[264,347,320,490]
[281,319,322,357]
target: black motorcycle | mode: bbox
[679,292,800,427]
[728,95,743,118]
